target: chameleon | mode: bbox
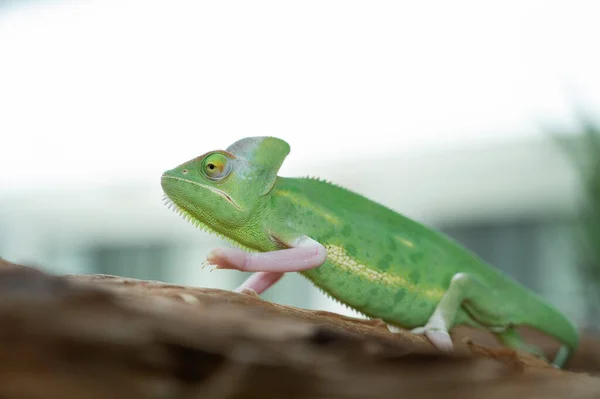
[160,136,579,368]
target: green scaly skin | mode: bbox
[161,136,579,368]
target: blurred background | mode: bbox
[1,0,599,332]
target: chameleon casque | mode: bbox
[161,136,579,367]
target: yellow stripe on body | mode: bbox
[395,236,415,248]
[275,189,441,299]
[325,244,444,300]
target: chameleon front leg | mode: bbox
[207,235,327,294]
[411,272,513,352]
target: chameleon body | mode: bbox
[161,136,579,367]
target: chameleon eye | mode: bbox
[201,152,232,181]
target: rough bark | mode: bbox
[0,258,598,399]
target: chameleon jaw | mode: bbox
[161,175,242,210]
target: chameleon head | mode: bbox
[161,136,290,236]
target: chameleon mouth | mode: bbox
[161,175,241,210]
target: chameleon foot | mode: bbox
[430,330,453,352]
[388,322,453,352]
[235,287,259,297]
[411,313,454,352]
[387,324,403,333]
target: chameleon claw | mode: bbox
[200,259,218,273]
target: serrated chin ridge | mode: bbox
[298,272,369,320]
[161,194,254,252]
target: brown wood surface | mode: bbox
[0,257,598,398]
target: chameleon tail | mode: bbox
[521,294,579,368]
[497,326,574,368]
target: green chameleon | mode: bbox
[161,136,579,368]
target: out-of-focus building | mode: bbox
[1,135,587,327]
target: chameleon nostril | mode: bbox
[182,169,189,175]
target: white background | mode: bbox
[1,0,599,191]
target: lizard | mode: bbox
[160,136,579,368]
